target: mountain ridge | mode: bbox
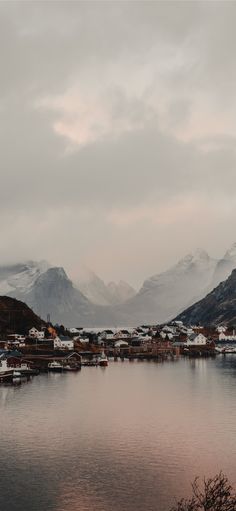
[1,243,236,326]
[174,268,236,326]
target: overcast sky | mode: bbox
[1,1,236,287]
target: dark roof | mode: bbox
[59,336,73,342]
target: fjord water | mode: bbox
[1,358,236,511]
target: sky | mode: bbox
[1,0,236,288]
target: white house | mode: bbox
[219,331,236,341]
[54,336,74,350]
[29,328,45,339]
[186,333,207,346]
[216,326,227,334]
[100,330,114,341]
[114,330,130,339]
[160,330,174,340]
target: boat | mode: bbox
[48,361,64,372]
[98,353,108,367]
[0,358,22,383]
[215,345,236,354]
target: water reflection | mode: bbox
[1,358,236,511]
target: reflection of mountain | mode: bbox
[175,268,236,326]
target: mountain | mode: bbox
[107,280,136,304]
[0,261,50,296]
[10,267,96,326]
[211,242,236,288]
[76,269,114,306]
[76,268,136,305]
[0,244,235,327]
[113,249,217,324]
[175,269,236,326]
[0,295,45,335]
[0,262,118,326]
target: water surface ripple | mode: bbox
[1,357,236,511]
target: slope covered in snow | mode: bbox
[0,261,50,296]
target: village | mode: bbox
[0,320,235,384]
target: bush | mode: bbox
[171,472,236,511]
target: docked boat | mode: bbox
[0,358,21,382]
[48,361,64,372]
[98,354,108,367]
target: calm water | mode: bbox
[1,357,236,511]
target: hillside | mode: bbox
[175,269,236,326]
[0,295,44,335]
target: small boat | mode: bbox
[98,354,108,367]
[48,361,64,372]
[0,359,22,383]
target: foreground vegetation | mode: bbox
[171,473,236,511]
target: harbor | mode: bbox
[1,321,236,386]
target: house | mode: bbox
[160,330,173,340]
[100,330,114,341]
[114,329,130,339]
[54,336,74,350]
[29,328,45,340]
[186,333,207,346]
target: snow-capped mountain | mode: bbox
[0,261,50,296]
[76,268,136,305]
[114,249,218,324]
[0,262,94,325]
[15,267,93,325]
[1,243,236,327]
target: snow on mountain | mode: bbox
[211,242,236,288]
[1,244,236,327]
[18,267,91,324]
[0,261,50,296]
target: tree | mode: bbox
[171,473,236,511]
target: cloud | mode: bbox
[1,1,236,285]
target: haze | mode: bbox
[1,1,236,287]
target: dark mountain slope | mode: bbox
[0,296,45,335]
[175,269,236,326]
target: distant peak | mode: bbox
[224,242,236,260]
[46,267,68,279]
